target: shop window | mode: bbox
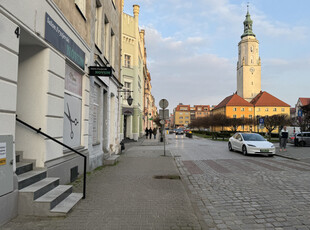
[92,82,101,144]
[64,64,82,148]
[104,16,110,59]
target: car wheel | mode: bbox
[242,145,247,156]
[299,141,305,147]
[228,142,233,151]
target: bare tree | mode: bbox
[264,114,290,140]
[296,104,310,131]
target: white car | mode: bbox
[228,133,275,156]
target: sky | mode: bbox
[123,0,310,112]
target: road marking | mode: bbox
[245,159,283,171]
[203,160,232,173]
[223,159,256,172]
[182,161,204,174]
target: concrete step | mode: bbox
[104,155,119,165]
[19,177,59,200]
[15,151,23,163]
[17,169,47,190]
[35,185,72,210]
[50,193,83,215]
[16,161,34,175]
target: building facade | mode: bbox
[120,5,147,140]
[0,0,93,224]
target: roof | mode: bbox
[214,94,253,109]
[250,91,290,107]
[299,98,310,106]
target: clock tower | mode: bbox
[237,6,261,102]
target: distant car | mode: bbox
[175,128,184,135]
[228,132,275,156]
[294,132,310,147]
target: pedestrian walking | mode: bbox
[279,126,288,151]
[148,127,153,139]
[145,128,149,139]
[153,128,157,139]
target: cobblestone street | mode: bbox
[171,135,310,230]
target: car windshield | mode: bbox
[241,133,265,141]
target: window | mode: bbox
[185,121,189,124]
[257,108,261,112]
[241,108,245,111]
[95,2,102,49]
[241,115,245,118]
[265,108,269,112]
[249,108,252,111]
[104,16,109,59]
[233,108,237,111]
[124,55,131,68]
[249,115,252,119]
[273,108,277,112]
[281,108,285,112]
[180,113,183,115]
[124,82,131,102]
[185,117,189,119]
[233,115,237,118]
[111,29,115,67]
[75,0,86,19]
[92,83,100,144]
[179,117,183,119]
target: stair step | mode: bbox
[20,178,60,200]
[17,169,47,190]
[35,185,72,210]
[50,193,83,214]
[104,155,120,165]
[16,161,34,175]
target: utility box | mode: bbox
[0,135,14,196]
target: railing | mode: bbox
[16,116,87,199]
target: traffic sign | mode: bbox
[159,99,169,109]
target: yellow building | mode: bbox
[251,91,290,132]
[212,94,254,132]
[174,104,191,127]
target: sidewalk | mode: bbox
[2,137,203,230]
[275,143,310,163]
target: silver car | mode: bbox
[294,132,310,147]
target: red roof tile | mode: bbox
[250,91,290,107]
[214,94,253,109]
[299,98,310,106]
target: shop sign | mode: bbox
[45,13,85,69]
[88,66,112,76]
[65,64,82,96]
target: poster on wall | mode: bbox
[63,93,81,148]
[0,142,6,165]
[63,64,82,148]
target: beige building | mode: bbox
[237,8,261,102]
[120,5,145,140]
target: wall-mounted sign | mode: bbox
[0,142,6,166]
[88,66,112,76]
[45,13,85,69]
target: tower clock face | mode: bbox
[250,67,255,73]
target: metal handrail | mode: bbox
[16,116,87,199]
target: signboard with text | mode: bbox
[45,13,85,69]
[88,66,112,77]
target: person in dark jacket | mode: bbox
[145,128,149,139]
[148,127,153,139]
[280,126,288,151]
[153,128,157,139]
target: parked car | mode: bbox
[288,134,295,144]
[175,128,184,135]
[294,132,310,147]
[228,132,275,156]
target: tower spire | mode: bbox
[241,4,255,38]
